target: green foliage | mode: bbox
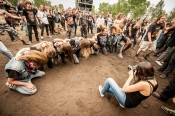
[58,4,64,10]
[98,0,150,18]
[7,0,18,6]
[148,0,167,19]
[33,0,51,7]
[128,0,150,18]
[167,8,175,22]
[92,5,95,13]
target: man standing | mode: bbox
[134,16,166,61]
[87,12,94,34]
[23,1,39,44]
[80,11,88,38]
[0,5,28,45]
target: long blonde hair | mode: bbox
[133,19,143,29]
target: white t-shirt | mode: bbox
[96,17,105,27]
[37,11,49,24]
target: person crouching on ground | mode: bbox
[14,41,56,69]
[96,26,109,55]
[52,38,73,65]
[99,62,158,108]
[5,50,48,95]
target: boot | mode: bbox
[21,40,29,45]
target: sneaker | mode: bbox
[5,82,16,89]
[98,85,104,97]
[161,106,175,115]
[144,55,151,61]
[134,54,138,59]
[152,92,161,99]
[118,54,123,58]
[119,103,125,108]
[12,39,17,42]
[152,92,167,102]
[160,73,168,79]
[155,60,162,66]
[47,35,52,38]
[37,40,42,43]
[53,56,58,66]
[41,36,44,40]
[27,41,32,45]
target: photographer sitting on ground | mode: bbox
[98,62,158,108]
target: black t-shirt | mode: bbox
[65,13,76,22]
[131,22,138,35]
[3,4,10,12]
[23,8,37,25]
[47,10,54,20]
[17,4,23,16]
[80,16,87,26]
[97,33,109,47]
[144,22,161,41]
[87,15,94,23]
[7,70,21,80]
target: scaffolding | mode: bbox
[76,0,93,11]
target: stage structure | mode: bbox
[75,0,93,12]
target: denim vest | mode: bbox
[5,58,28,79]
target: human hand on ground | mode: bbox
[25,83,36,90]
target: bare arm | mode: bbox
[5,11,21,20]
[122,70,134,90]
[148,32,152,42]
[7,78,36,89]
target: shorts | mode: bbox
[0,23,19,38]
[140,40,156,51]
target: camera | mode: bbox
[128,65,137,71]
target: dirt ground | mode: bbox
[0,26,174,116]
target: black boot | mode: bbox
[21,40,29,45]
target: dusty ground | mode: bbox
[0,26,174,116]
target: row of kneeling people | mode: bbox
[5,34,131,95]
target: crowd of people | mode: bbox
[0,0,175,115]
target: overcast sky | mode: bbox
[49,0,175,13]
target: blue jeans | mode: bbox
[7,70,45,95]
[101,78,126,106]
[0,41,13,59]
[23,21,28,35]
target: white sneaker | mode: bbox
[155,60,162,66]
[27,41,31,45]
[5,82,16,89]
[47,35,52,38]
[119,103,125,108]
[118,54,123,58]
[41,36,44,40]
[99,85,104,97]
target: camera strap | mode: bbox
[146,76,155,80]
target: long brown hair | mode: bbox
[135,62,154,81]
[37,41,56,60]
[80,39,91,58]
[62,42,74,63]
[20,50,48,67]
